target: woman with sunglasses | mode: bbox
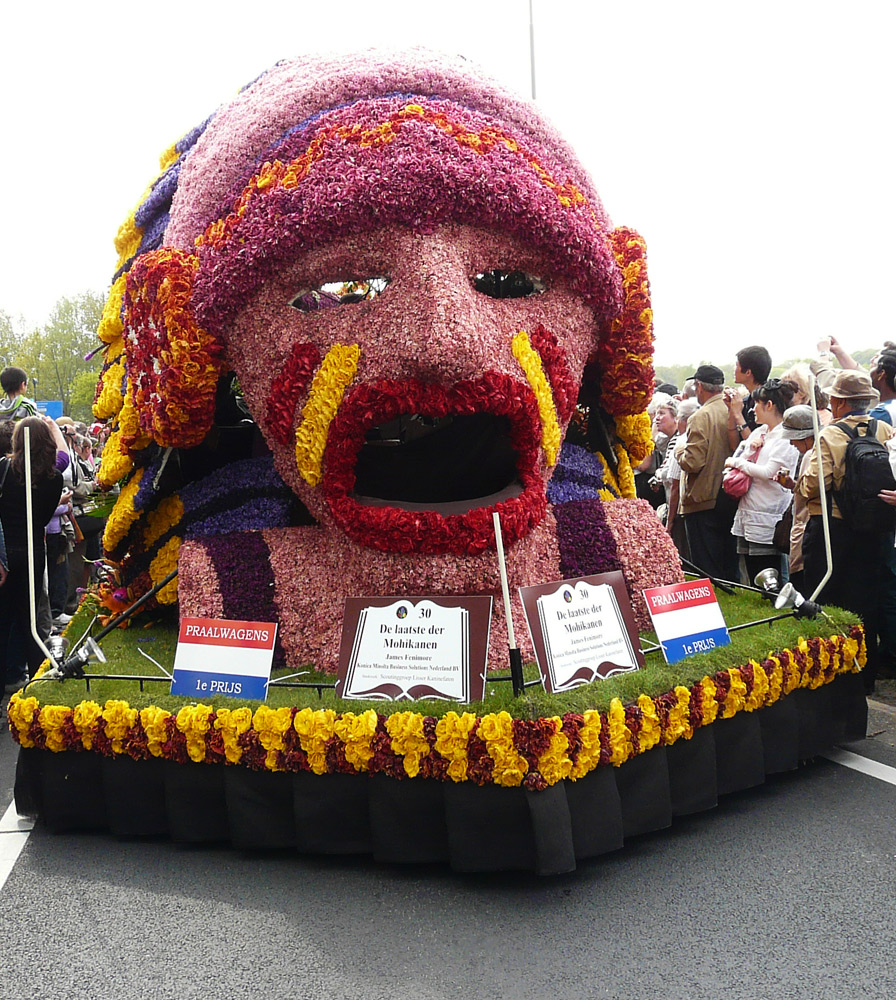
[723,378,800,582]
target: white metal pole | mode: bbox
[807,372,833,602]
[528,0,537,101]
[492,511,517,648]
[23,425,61,672]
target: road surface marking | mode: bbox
[823,748,896,786]
[0,801,34,892]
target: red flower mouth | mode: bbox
[321,373,548,555]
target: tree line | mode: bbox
[0,292,104,422]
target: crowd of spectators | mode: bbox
[0,366,108,692]
[647,338,896,694]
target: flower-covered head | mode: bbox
[100,50,655,559]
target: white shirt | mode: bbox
[730,423,799,544]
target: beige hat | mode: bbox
[828,370,879,401]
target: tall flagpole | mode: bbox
[529,0,537,100]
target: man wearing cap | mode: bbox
[678,364,738,581]
[797,370,895,692]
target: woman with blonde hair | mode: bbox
[779,363,832,426]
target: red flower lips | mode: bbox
[320,372,549,555]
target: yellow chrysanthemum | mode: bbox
[294,708,337,775]
[385,711,430,778]
[214,707,253,764]
[73,700,103,750]
[606,698,633,766]
[570,709,603,779]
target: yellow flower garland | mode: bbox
[10,632,866,788]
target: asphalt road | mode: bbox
[1,698,894,1000]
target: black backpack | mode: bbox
[831,419,896,532]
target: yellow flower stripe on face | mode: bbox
[613,445,636,499]
[94,340,125,419]
[149,538,181,604]
[295,343,361,486]
[512,330,561,466]
[96,422,135,488]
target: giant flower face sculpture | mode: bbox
[227,223,595,556]
[93,51,681,669]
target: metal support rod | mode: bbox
[23,426,62,672]
[808,371,834,603]
[726,612,796,632]
[91,569,179,643]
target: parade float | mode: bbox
[9,51,867,873]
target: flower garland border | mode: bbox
[8,629,864,791]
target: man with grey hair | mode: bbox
[678,365,737,580]
[798,370,895,692]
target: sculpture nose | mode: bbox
[356,230,511,384]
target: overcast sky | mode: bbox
[1,0,892,365]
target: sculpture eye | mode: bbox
[472,270,546,299]
[290,277,390,312]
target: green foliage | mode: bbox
[68,368,101,423]
[0,291,104,414]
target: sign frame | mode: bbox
[518,571,643,693]
[336,595,493,702]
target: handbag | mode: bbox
[773,503,794,553]
[722,464,752,498]
[722,430,765,499]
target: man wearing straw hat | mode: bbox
[798,370,895,692]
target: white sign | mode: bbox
[338,598,484,701]
[170,617,277,700]
[527,579,639,692]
